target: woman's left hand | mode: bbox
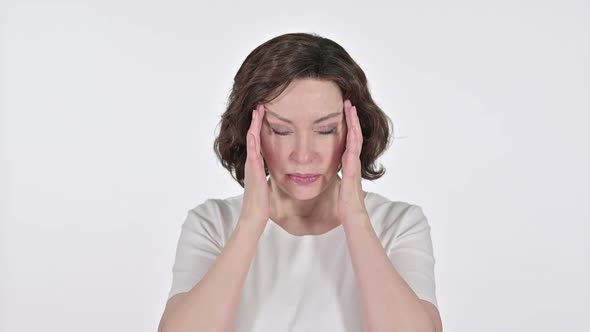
[337,99,369,225]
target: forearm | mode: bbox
[161,220,264,332]
[343,214,436,332]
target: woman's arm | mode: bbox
[342,213,442,332]
[159,104,270,332]
[338,100,442,331]
[158,220,265,332]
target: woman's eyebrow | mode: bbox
[265,108,342,124]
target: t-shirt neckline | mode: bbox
[266,191,372,239]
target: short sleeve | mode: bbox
[387,205,438,308]
[168,200,224,300]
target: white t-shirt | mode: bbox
[167,191,438,331]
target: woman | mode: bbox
[158,32,442,332]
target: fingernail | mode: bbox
[252,110,257,120]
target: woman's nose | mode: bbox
[289,136,315,164]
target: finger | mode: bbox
[248,107,257,133]
[245,135,255,181]
[353,106,362,136]
[343,100,352,128]
[247,132,258,160]
[256,104,265,134]
[350,106,362,156]
[344,102,354,153]
[344,99,352,143]
[247,110,258,159]
[343,99,352,110]
[255,104,265,156]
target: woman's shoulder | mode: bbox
[365,191,417,213]
[183,193,244,239]
[364,191,429,237]
[189,193,244,215]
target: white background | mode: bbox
[1,1,588,331]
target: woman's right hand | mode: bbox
[239,104,270,228]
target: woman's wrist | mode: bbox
[236,216,268,235]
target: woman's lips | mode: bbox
[288,174,321,185]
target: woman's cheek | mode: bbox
[260,137,282,162]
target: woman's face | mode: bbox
[260,78,347,201]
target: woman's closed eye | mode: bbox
[271,128,337,136]
[318,128,337,135]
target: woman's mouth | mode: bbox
[288,174,321,185]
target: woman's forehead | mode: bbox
[264,106,343,125]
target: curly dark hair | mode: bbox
[213,32,393,188]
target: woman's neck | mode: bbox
[267,175,341,225]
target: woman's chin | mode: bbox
[285,179,337,201]
[269,172,338,201]
[289,189,322,201]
